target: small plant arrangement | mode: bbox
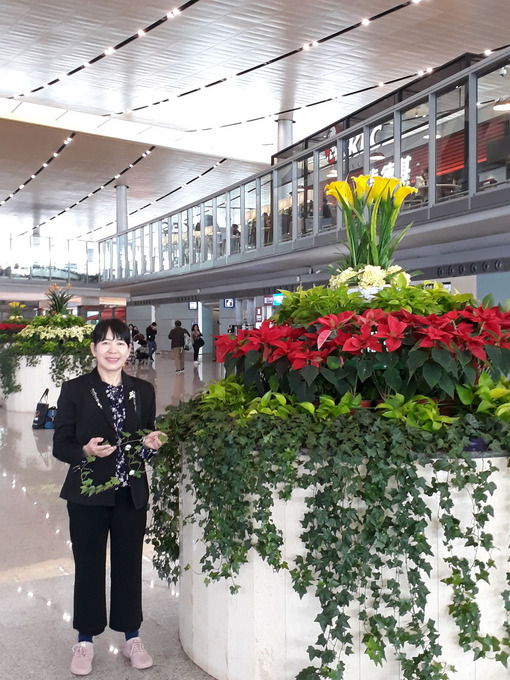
[148,175,510,680]
[0,285,93,395]
[325,174,416,276]
[7,301,26,322]
[46,282,73,314]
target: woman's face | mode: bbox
[91,329,130,373]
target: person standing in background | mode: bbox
[168,320,190,373]
[191,323,204,365]
[145,322,157,361]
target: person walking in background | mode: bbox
[52,319,165,676]
[145,322,157,361]
[191,323,204,365]
[168,320,190,373]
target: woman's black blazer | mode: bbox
[53,367,156,509]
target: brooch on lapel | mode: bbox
[90,388,102,409]
[129,390,137,410]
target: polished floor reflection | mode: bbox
[0,351,220,679]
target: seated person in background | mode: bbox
[415,168,429,201]
[231,224,241,253]
[415,168,428,190]
[133,334,149,363]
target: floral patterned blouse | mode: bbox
[104,383,151,488]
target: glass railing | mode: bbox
[0,235,99,283]
[99,48,510,282]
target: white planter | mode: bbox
[4,355,81,412]
[179,456,510,680]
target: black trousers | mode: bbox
[67,488,147,636]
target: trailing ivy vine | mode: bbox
[149,407,510,680]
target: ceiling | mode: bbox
[0,0,509,248]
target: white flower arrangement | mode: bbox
[329,265,410,291]
[19,325,93,341]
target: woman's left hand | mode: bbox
[143,431,167,450]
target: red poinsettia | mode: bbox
[374,313,409,352]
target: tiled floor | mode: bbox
[0,352,222,679]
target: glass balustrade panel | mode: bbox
[216,193,227,257]
[261,173,273,246]
[318,144,338,232]
[297,154,314,238]
[401,100,430,211]
[276,165,292,243]
[436,83,467,201]
[192,205,201,264]
[243,182,256,250]
[477,64,510,190]
[204,199,214,261]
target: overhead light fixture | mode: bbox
[493,98,510,111]
[370,150,385,161]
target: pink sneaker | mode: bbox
[70,642,94,676]
[123,637,153,669]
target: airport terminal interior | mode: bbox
[1,0,510,677]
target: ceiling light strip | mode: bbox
[0,132,76,207]
[8,1,200,100]
[103,0,427,118]
[181,67,434,134]
[125,158,228,218]
[80,157,228,238]
[32,146,156,232]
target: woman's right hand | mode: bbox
[83,437,117,458]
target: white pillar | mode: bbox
[115,184,129,234]
[277,117,294,151]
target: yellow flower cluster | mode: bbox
[326,175,417,210]
[19,325,93,342]
[329,265,410,291]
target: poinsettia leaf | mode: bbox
[287,369,305,396]
[245,349,261,371]
[357,360,373,382]
[383,368,402,393]
[431,346,455,373]
[317,329,331,349]
[224,354,238,377]
[320,367,341,388]
[301,364,319,386]
[406,349,428,375]
[423,361,442,389]
[438,373,456,398]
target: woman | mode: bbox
[127,324,136,363]
[191,323,204,365]
[53,319,165,676]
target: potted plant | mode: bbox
[0,285,93,399]
[149,176,510,680]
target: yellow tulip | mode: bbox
[393,185,418,208]
[326,181,354,209]
[351,174,370,200]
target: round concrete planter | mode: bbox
[4,355,81,412]
[179,456,510,680]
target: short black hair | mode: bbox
[92,319,131,345]
[175,320,182,326]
